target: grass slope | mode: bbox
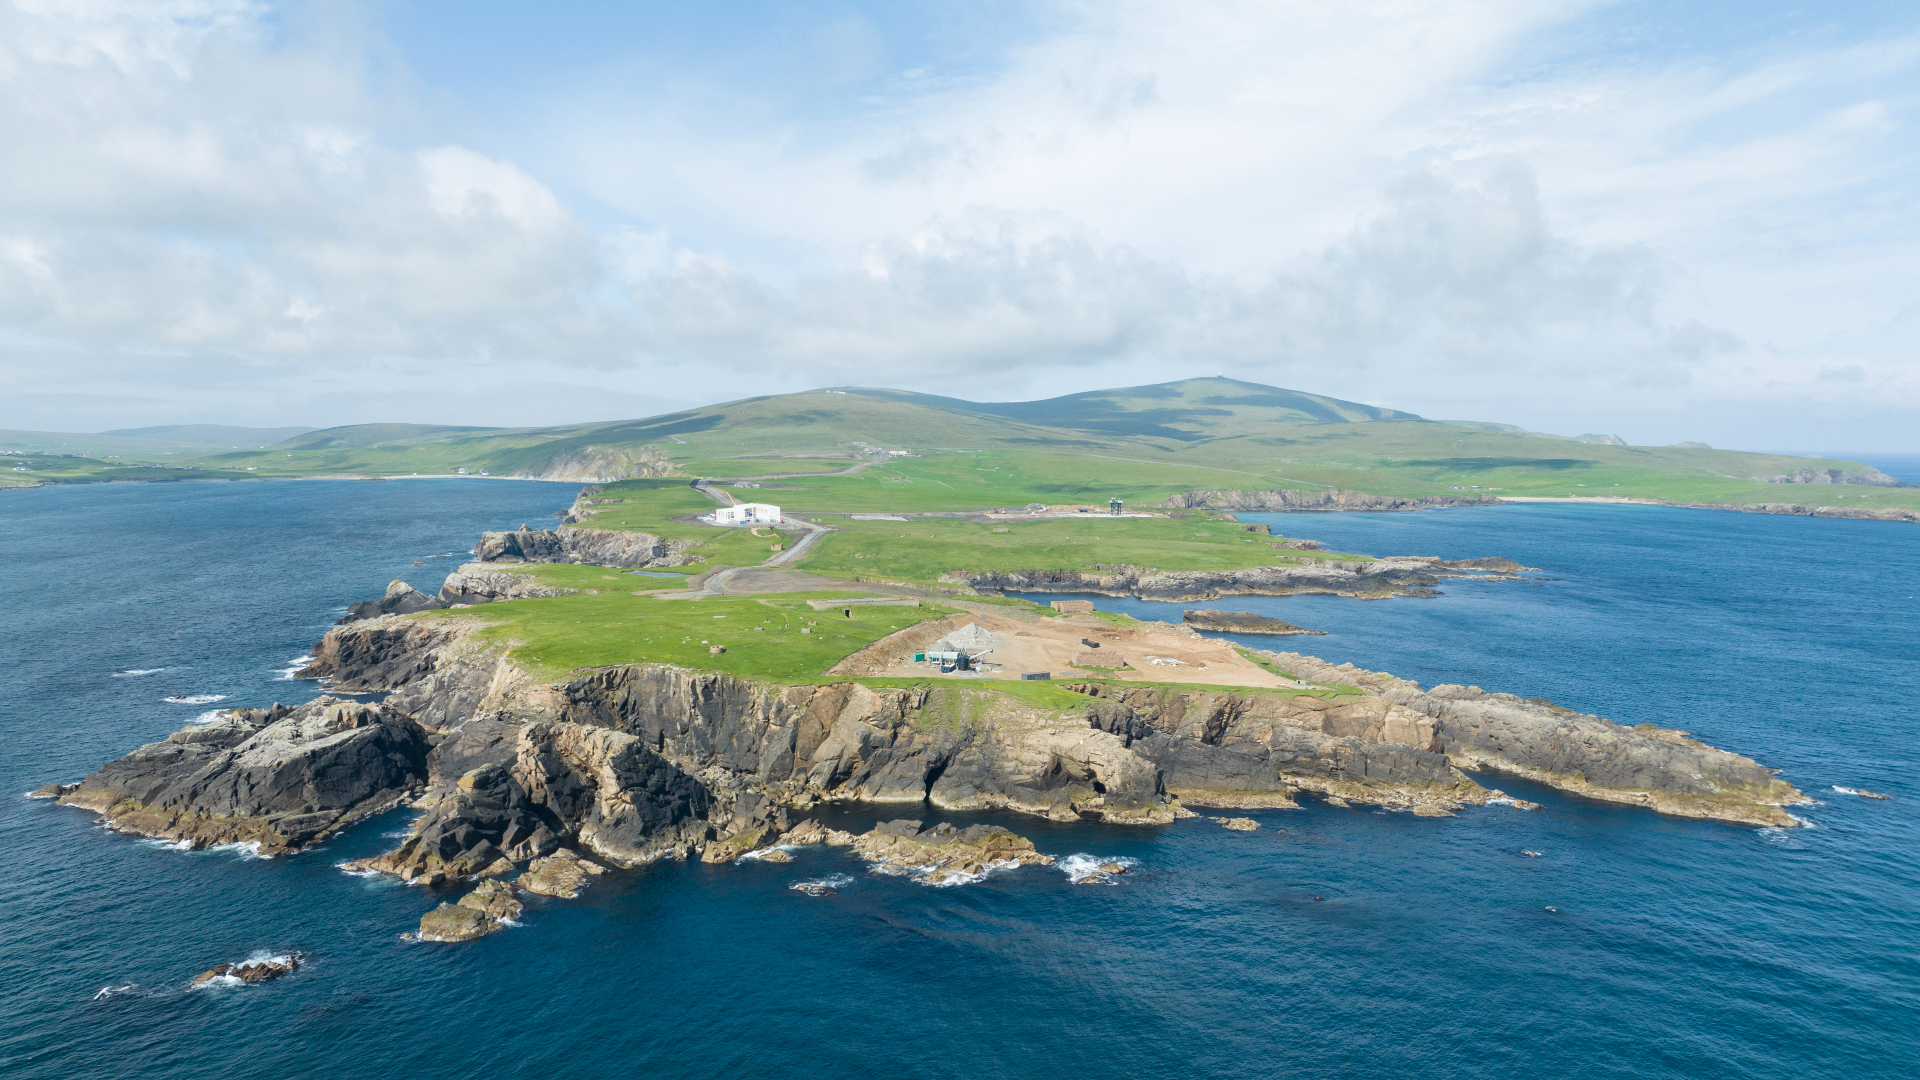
[11,377,1913,512]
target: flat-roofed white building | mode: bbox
[714,502,782,525]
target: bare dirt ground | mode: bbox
[831,609,1292,688]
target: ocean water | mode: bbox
[2,483,1916,1079]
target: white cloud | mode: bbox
[0,0,1914,449]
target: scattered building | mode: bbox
[713,502,783,525]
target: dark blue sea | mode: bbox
[2,481,1915,1079]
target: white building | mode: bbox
[714,502,783,525]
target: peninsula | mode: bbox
[42,481,1810,941]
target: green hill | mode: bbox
[4,378,1912,516]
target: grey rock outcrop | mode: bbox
[435,564,581,606]
[59,698,429,853]
[340,579,447,623]
[1182,610,1324,635]
[475,526,693,568]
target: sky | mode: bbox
[1,0,1916,451]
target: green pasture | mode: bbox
[797,515,1365,588]
[419,591,952,682]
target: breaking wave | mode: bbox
[112,668,164,677]
[187,710,230,725]
[91,984,137,1001]
[275,655,314,680]
[1057,854,1140,884]
[163,694,226,705]
[868,858,1024,887]
[211,841,267,859]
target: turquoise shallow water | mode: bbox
[1,481,1915,1079]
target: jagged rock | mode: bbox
[518,849,607,898]
[29,782,75,799]
[774,819,856,846]
[751,849,793,863]
[340,580,447,623]
[190,954,299,986]
[1099,863,1129,875]
[1182,610,1324,635]
[457,879,523,921]
[474,526,693,568]
[1212,817,1259,830]
[852,820,1053,883]
[436,565,581,606]
[418,903,500,942]
[58,698,427,854]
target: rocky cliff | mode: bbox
[475,525,694,568]
[56,607,1805,892]
[942,556,1531,602]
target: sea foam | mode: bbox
[1057,854,1140,884]
[163,694,226,705]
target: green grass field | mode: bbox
[422,591,951,682]
[11,377,1914,514]
[798,514,1364,588]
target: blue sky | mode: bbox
[1,0,1916,450]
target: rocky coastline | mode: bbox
[942,555,1534,602]
[1182,610,1325,635]
[1163,486,1920,525]
[44,522,1807,941]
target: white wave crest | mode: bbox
[163,694,226,705]
[737,844,800,862]
[92,984,136,1001]
[139,837,194,852]
[275,655,314,680]
[1056,853,1139,884]
[212,840,267,859]
[868,858,1023,887]
[188,710,232,725]
[113,668,164,677]
[790,874,854,892]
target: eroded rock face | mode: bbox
[474,526,693,568]
[436,564,581,606]
[59,698,429,854]
[518,849,607,898]
[341,579,447,623]
[1183,610,1325,635]
[417,881,522,942]
[60,598,1810,898]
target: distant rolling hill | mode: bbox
[4,378,1912,517]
